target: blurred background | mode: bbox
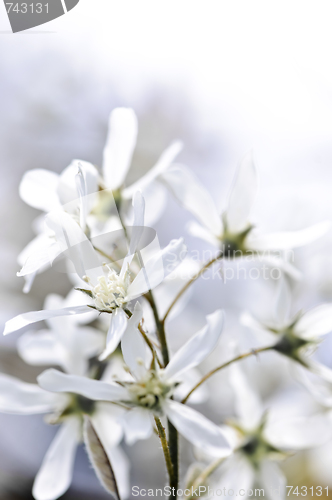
[1,1,332,498]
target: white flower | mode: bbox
[204,362,330,500]
[38,307,232,457]
[0,370,129,500]
[241,277,332,382]
[4,192,187,360]
[100,107,182,225]
[161,151,331,271]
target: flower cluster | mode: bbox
[2,107,332,500]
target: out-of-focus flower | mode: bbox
[38,308,232,457]
[201,362,329,500]
[0,368,129,500]
[241,278,332,382]
[161,152,331,273]
[4,193,187,360]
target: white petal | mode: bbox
[295,304,332,339]
[102,108,138,190]
[121,302,148,378]
[17,330,65,367]
[127,238,187,299]
[153,257,201,320]
[91,404,124,450]
[122,407,153,445]
[258,461,286,500]
[107,446,131,500]
[3,305,91,336]
[23,272,37,294]
[247,221,331,251]
[186,220,221,247]
[33,418,80,500]
[240,311,271,335]
[45,211,104,285]
[122,141,182,199]
[38,369,127,401]
[215,455,254,500]
[164,309,224,381]
[17,235,61,278]
[19,169,60,212]
[226,151,258,234]
[274,276,291,325]
[306,360,332,384]
[229,362,263,430]
[57,160,98,208]
[259,254,302,281]
[266,414,332,450]
[99,309,128,361]
[160,164,222,236]
[62,288,99,325]
[163,400,231,457]
[0,373,58,414]
[78,327,105,359]
[293,364,332,407]
[141,181,167,226]
[119,191,145,279]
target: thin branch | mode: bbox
[188,457,225,500]
[154,417,174,486]
[162,253,223,324]
[145,290,169,366]
[93,246,121,271]
[181,345,275,404]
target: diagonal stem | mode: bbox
[162,253,223,324]
[181,345,275,404]
[154,417,174,487]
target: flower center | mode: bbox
[127,372,174,413]
[273,329,311,364]
[47,394,96,425]
[91,269,128,312]
[241,433,282,468]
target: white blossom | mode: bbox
[0,369,129,500]
[161,152,331,272]
[38,307,231,457]
[241,277,332,382]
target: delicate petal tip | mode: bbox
[226,151,258,234]
[295,304,332,339]
[98,309,128,361]
[102,108,138,191]
[122,140,183,199]
[164,400,232,457]
[160,164,222,236]
[164,309,224,381]
[248,221,332,252]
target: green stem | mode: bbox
[167,421,178,497]
[124,308,162,368]
[145,290,169,366]
[154,417,174,488]
[93,246,121,270]
[182,345,274,404]
[162,253,223,324]
[145,291,178,496]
